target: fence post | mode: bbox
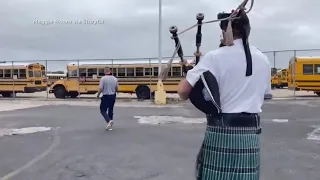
[46,60,48,100]
[77,60,80,99]
[293,50,296,99]
[273,51,276,68]
[111,59,114,73]
[149,58,152,101]
[12,61,15,99]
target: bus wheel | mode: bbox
[135,86,150,100]
[315,92,320,96]
[68,92,79,98]
[1,92,13,97]
[54,85,66,99]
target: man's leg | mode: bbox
[107,94,116,120]
[106,94,116,129]
[100,96,111,123]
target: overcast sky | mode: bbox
[1,0,319,71]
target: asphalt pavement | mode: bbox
[0,100,319,180]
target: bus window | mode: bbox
[0,69,3,77]
[79,68,86,76]
[118,68,125,76]
[87,68,97,77]
[98,68,104,76]
[19,69,26,78]
[136,67,143,76]
[68,70,77,77]
[13,69,18,77]
[127,68,134,76]
[271,68,277,75]
[154,67,158,76]
[314,64,320,74]
[28,70,33,77]
[303,64,313,74]
[41,66,45,77]
[5,69,11,77]
[145,68,152,76]
[172,67,181,76]
[111,68,117,76]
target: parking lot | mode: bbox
[0,99,319,180]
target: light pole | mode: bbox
[154,0,166,105]
[158,0,162,77]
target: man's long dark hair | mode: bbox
[218,9,252,76]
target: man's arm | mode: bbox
[97,78,104,98]
[178,79,193,100]
[265,64,272,95]
[178,52,217,100]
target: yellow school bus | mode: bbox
[46,73,66,87]
[0,62,47,97]
[288,56,320,96]
[277,68,288,88]
[49,59,194,99]
[270,68,279,89]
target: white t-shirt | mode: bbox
[186,39,271,113]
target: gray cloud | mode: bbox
[0,0,319,71]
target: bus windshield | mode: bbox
[28,70,42,77]
[34,71,41,77]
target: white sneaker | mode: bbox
[106,120,114,131]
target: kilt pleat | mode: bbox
[197,125,261,180]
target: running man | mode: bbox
[97,67,118,130]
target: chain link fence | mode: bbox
[1,49,320,100]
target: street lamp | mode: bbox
[158,0,162,76]
[154,0,166,105]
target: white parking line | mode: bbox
[134,116,205,124]
[307,125,320,141]
[0,127,51,137]
[272,119,289,123]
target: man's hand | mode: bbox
[97,88,102,98]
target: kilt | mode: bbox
[196,125,261,180]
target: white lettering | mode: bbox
[55,20,73,24]
[73,20,82,24]
[83,19,104,25]
[33,20,54,25]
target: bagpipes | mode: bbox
[169,13,222,116]
[159,0,254,80]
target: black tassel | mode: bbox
[241,28,252,76]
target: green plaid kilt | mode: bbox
[196,125,261,180]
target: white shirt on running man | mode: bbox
[186,39,271,113]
